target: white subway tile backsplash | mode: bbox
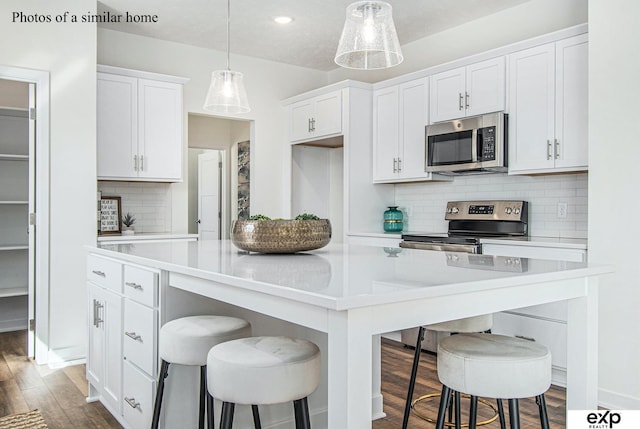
[395,172,587,238]
[98,181,172,234]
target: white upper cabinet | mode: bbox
[508,34,588,174]
[289,90,342,142]
[97,67,186,182]
[373,78,441,183]
[430,57,505,123]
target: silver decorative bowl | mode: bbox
[231,219,332,253]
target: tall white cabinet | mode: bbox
[507,34,588,174]
[0,94,32,332]
[97,65,187,182]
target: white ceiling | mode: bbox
[97,0,530,71]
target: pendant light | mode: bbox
[335,1,403,70]
[203,0,250,113]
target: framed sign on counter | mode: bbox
[99,196,122,235]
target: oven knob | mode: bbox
[446,207,452,214]
[505,207,513,214]
[451,207,459,214]
[514,208,521,215]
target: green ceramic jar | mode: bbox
[383,206,404,232]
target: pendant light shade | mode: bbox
[203,0,250,113]
[203,70,250,114]
[335,1,403,70]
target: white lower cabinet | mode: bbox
[123,361,156,429]
[483,241,586,386]
[87,254,159,429]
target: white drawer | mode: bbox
[87,255,122,293]
[122,361,155,429]
[492,312,567,369]
[124,265,158,307]
[123,299,156,376]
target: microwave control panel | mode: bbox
[478,126,496,161]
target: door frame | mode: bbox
[0,65,51,363]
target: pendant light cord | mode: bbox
[226,0,230,71]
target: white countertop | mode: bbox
[97,233,199,242]
[347,232,588,250]
[90,240,608,311]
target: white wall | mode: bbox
[395,173,588,238]
[328,0,587,84]
[589,0,640,410]
[97,28,329,228]
[0,0,97,361]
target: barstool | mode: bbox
[207,336,321,429]
[151,315,252,429]
[436,333,552,429]
[402,315,495,429]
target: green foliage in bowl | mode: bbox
[295,213,320,220]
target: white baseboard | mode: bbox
[46,345,85,366]
[599,387,640,410]
[0,318,28,333]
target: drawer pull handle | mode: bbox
[124,397,141,410]
[92,270,106,277]
[125,332,143,342]
[125,282,143,290]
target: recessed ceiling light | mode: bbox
[273,16,293,25]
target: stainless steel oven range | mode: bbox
[400,200,528,254]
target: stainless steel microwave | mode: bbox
[425,112,507,175]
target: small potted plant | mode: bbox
[121,212,136,236]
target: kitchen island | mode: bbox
[88,240,612,429]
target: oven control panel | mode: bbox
[445,200,527,221]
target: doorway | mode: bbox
[187,114,251,239]
[0,67,50,362]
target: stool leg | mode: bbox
[252,405,262,429]
[536,394,550,429]
[293,397,311,429]
[151,360,170,429]
[448,392,454,423]
[496,399,506,429]
[207,393,214,429]
[508,399,520,429]
[469,395,478,429]
[220,402,235,429]
[435,385,452,429]
[454,391,461,429]
[402,326,425,429]
[199,366,207,429]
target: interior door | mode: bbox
[198,151,221,240]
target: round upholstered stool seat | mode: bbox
[159,315,252,365]
[438,333,551,399]
[435,333,553,429]
[207,336,321,429]
[151,315,252,429]
[426,314,493,333]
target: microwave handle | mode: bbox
[471,129,478,162]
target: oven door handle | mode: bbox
[399,241,480,254]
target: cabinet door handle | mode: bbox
[392,158,398,173]
[310,117,316,132]
[459,93,464,111]
[133,154,138,171]
[92,299,98,327]
[465,92,470,109]
[554,139,560,160]
[92,270,106,277]
[546,140,552,160]
[397,157,402,172]
[308,118,312,133]
[140,155,144,171]
[125,282,143,290]
[125,331,143,342]
[124,397,141,410]
[95,302,104,326]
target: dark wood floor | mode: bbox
[0,331,565,428]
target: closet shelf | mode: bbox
[0,154,29,161]
[0,287,28,298]
[0,245,28,251]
